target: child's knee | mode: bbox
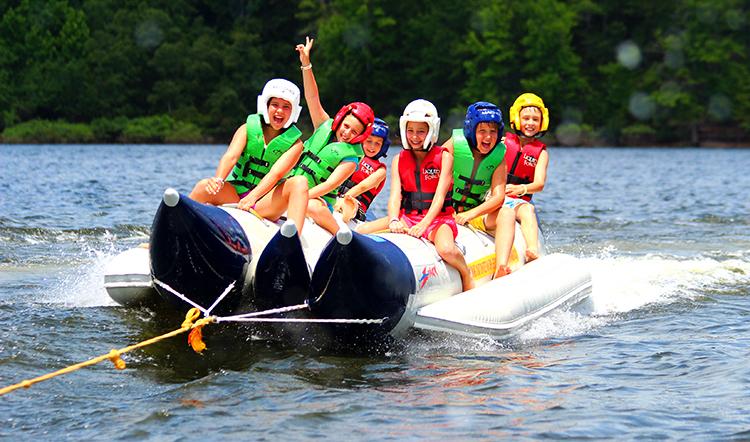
[498,206,515,222]
[435,240,459,260]
[307,199,326,215]
[287,176,308,193]
[192,178,209,191]
[518,204,536,220]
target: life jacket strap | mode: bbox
[457,174,485,186]
[301,150,335,173]
[454,187,483,199]
[246,156,270,168]
[507,174,530,185]
[298,164,319,179]
[401,190,453,214]
[337,179,355,196]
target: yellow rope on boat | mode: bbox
[0,308,214,397]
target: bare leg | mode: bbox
[254,176,309,231]
[493,206,516,278]
[308,199,339,234]
[431,224,474,292]
[481,208,500,232]
[356,216,391,234]
[189,178,240,205]
[516,203,539,262]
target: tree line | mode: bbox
[1,0,748,146]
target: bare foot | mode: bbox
[525,249,539,262]
[493,265,511,279]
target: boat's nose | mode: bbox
[149,189,251,315]
[308,231,415,341]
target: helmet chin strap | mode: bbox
[515,129,547,140]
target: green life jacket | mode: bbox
[227,113,302,195]
[451,128,506,210]
[290,119,364,205]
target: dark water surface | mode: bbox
[1,145,749,440]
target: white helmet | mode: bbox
[399,99,440,150]
[257,79,302,129]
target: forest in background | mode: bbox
[1,0,749,146]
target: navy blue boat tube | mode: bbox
[252,221,311,311]
[149,189,250,315]
[308,231,415,342]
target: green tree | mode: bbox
[459,0,587,142]
[0,0,91,122]
[459,1,517,110]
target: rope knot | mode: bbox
[181,307,202,329]
[108,350,126,370]
[182,308,211,354]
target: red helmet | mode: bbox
[331,102,375,145]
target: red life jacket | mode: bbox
[338,156,386,220]
[504,132,546,202]
[398,146,453,215]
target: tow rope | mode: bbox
[0,307,214,397]
[0,282,385,397]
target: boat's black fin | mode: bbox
[150,188,250,315]
[253,220,311,311]
[308,229,415,340]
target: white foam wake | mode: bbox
[519,252,749,342]
[43,239,129,308]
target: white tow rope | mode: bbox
[153,279,385,325]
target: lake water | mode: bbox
[1,144,749,440]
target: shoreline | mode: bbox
[2,141,749,148]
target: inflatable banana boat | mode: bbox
[104,189,591,343]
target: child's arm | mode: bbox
[528,150,548,195]
[342,168,387,199]
[387,156,406,232]
[455,159,507,224]
[442,137,454,155]
[237,139,304,210]
[296,36,329,129]
[407,150,453,238]
[308,161,357,200]
[206,124,248,194]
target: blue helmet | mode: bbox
[463,101,504,149]
[369,117,391,159]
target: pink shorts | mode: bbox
[400,211,458,240]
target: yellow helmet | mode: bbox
[509,93,549,135]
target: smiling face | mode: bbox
[405,121,429,150]
[519,106,542,138]
[362,135,384,158]
[267,97,293,130]
[474,122,499,153]
[335,114,365,143]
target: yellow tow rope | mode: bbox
[0,308,214,397]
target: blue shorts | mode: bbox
[503,197,531,210]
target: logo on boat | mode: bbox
[219,228,250,256]
[418,265,438,289]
